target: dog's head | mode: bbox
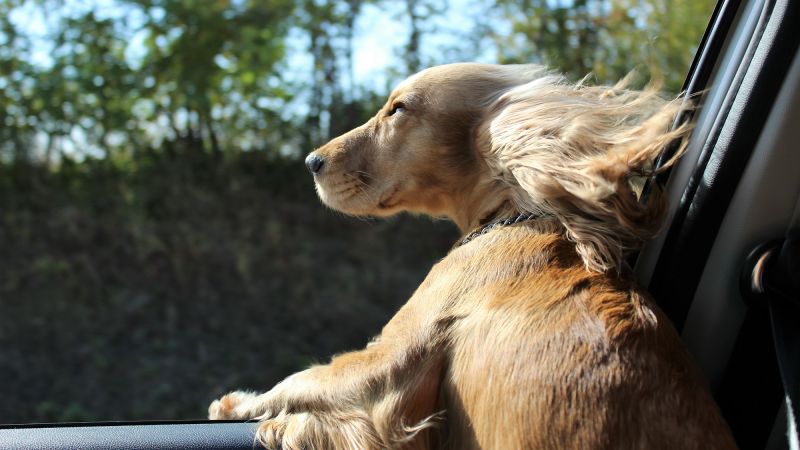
[306,63,691,272]
[305,64,546,221]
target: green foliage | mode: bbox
[489,0,716,92]
[122,0,296,154]
[0,0,714,165]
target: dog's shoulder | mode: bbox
[428,225,670,345]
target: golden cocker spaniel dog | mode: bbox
[209,63,737,450]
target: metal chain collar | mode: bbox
[455,212,548,248]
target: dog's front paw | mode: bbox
[256,411,384,450]
[208,391,261,420]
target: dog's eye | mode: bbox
[389,102,406,116]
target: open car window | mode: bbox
[5,0,799,449]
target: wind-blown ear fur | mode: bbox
[479,72,693,273]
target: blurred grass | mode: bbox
[0,153,457,423]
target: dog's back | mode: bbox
[429,225,736,449]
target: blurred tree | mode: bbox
[1,0,299,165]
[48,12,138,161]
[404,0,423,73]
[0,0,715,164]
[124,0,296,157]
[488,0,715,93]
[399,0,446,75]
[0,0,38,163]
[299,0,382,144]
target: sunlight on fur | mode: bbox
[209,63,736,450]
[481,72,692,272]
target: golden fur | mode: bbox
[209,63,737,449]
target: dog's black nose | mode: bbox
[305,154,324,174]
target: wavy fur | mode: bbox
[474,70,691,272]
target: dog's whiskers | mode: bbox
[353,170,374,187]
[343,172,376,201]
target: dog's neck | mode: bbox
[442,117,522,234]
[447,177,515,234]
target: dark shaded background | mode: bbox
[0,156,457,421]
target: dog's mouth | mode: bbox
[378,186,401,210]
[311,172,382,215]
[314,168,405,216]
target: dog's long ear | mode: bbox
[483,76,693,273]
